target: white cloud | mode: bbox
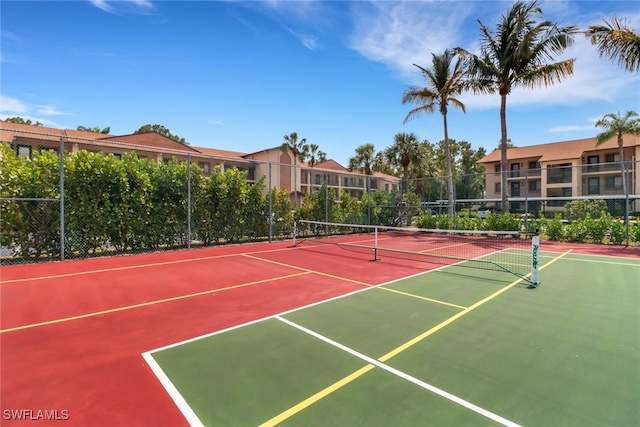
[90,0,154,15]
[0,95,70,127]
[208,120,224,126]
[287,27,321,51]
[0,95,29,115]
[37,105,71,116]
[349,1,476,80]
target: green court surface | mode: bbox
[147,251,639,426]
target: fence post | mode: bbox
[59,135,65,261]
[268,163,272,243]
[187,153,191,250]
[625,161,630,246]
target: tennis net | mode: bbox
[293,220,540,287]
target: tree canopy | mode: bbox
[134,124,188,145]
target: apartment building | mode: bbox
[477,134,640,211]
[0,121,399,206]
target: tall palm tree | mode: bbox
[348,143,376,175]
[586,16,640,73]
[402,50,466,220]
[280,132,306,207]
[300,143,327,168]
[385,132,422,194]
[595,111,640,201]
[456,0,577,213]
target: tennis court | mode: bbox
[1,223,639,426]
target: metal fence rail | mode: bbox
[1,130,638,264]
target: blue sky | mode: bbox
[1,1,639,166]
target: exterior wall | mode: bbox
[480,138,639,212]
[2,127,400,206]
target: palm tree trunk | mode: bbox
[618,135,627,197]
[443,113,455,221]
[618,135,629,245]
[500,94,509,213]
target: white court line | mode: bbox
[141,247,527,426]
[141,352,205,427]
[275,315,521,427]
[539,254,640,267]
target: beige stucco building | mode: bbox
[477,134,640,212]
[0,121,399,206]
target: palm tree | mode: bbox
[300,143,327,168]
[402,50,467,220]
[595,110,640,201]
[348,143,376,175]
[385,132,422,194]
[280,132,307,207]
[456,0,577,213]
[586,16,640,73]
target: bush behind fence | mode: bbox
[1,147,638,264]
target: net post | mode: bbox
[529,230,541,289]
[371,225,380,261]
[291,221,298,248]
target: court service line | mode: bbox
[418,242,470,253]
[241,254,373,288]
[269,316,521,427]
[0,271,310,334]
[0,245,301,284]
[261,250,573,426]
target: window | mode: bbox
[529,161,541,170]
[315,174,322,185]
[587,155,599,172]
[510,163,520,178]
[606,176,622,190]
[529,180,541,192]
[198,162,211,174]
[113,153,122,160]
[547,163,572,184]
[494,164,501,173]
[606,153,620,163]
[17,145,32,159]
[547,187,572,207]
[510,182,520,197]
[494,182,501,194]
[588,177,600,195]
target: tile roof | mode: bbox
[194,146,248,158]
[0,121,112,143]
[312,159,349,172]
[477,134,640,164]
[100,132,200,152]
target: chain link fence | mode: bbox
[1,130,638,264]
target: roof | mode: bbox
[100,132,200,153]
[0,121,113,143]
[477,134,640,164]
[311,159,349,172]
[193,146,248,158]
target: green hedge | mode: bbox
[0,147,413,262]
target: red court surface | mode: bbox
[1,239,639,426]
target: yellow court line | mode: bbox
[260,249,572,426]
[259,365,376,427]
[378,287,467,310]
[241,254,373,288]
[0,271,310,334]
[0,245,298,285]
